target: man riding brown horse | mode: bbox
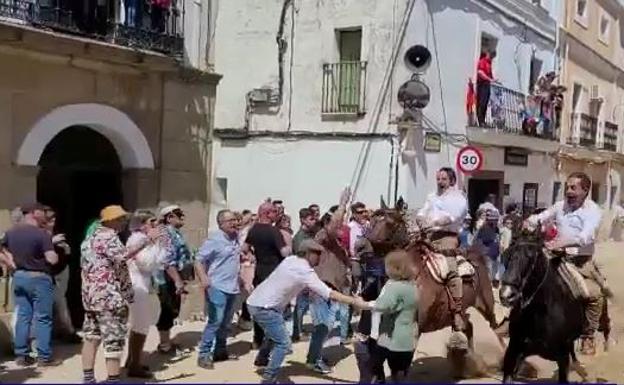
[415,167,469,332]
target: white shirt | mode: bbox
[528,199,602,256]
[247,255,332,310]
[348,220,368,258]
[417,188,468,233]
[127,232,167,293]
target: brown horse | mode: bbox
[366,198,500,351]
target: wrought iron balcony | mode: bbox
[321,61,367,115]
[0,0,184,57]
[467,82,560,141]
[603,121,618,152]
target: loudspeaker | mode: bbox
[404,45,431,73]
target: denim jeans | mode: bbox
[13,270,55,360]
[307,294,338,364]
[292,291,309,338]
[198,287,238,358]
[248,305,290,381]
[124,0,142,28]
[335,302,350,341]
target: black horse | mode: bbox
[499,231,588,383]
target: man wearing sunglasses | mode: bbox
[155,205,193,356]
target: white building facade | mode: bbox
[209,0,560,219]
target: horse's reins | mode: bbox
[508,243,550,310]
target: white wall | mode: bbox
[210,0,558,215]
[209,138,394,227]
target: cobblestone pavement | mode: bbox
[2,242,624,383]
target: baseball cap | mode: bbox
[299,239,324,254]
[160,205,183,218]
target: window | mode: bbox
[529,56,543,94]
[576,0,587,19]
[522,183,539,214]
[552,181,561,204]
[322,27,367,115]
[599,12,611,44]
[575,0,589,28]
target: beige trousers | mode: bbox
[568,255,605,337]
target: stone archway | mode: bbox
[16,103,154,169]
[14,103,156,329]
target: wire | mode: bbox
[425,0,451,162]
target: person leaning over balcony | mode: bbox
[2,203,60,367]
[80,205,163,384]
[476,50,497,127]
[150,0,171,33]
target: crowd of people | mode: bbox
[0,167,613,383]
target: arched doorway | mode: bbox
[37,126,124,328]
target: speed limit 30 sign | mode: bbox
[456,145,483,174]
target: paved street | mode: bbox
[2,241,624,384]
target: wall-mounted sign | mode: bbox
[504,147,529,166]
[456,145,483,174]
[423,132,441,152]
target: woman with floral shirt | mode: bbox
[80,205,162,384]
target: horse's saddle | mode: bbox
[424,252,475,284]
[544,248,590,300]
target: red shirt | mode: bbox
[477,57,493,82]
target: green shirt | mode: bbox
[374,279,419,352]
[292,228,313,255]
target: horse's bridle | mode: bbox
[503,243,550,310]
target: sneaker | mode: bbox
[15,356,35,367]
[307,360,332,374]
[260,375,277,384]
[213,352,238,362]
[37,358,62,367]
[254,358,269,368]
[197,356,214,370]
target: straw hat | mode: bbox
[100,205,129,222]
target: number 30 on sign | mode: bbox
[456,145,483,174]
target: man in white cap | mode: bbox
[247,239,366,384]
[155,205,193,355]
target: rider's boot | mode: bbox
[448,273,465,332]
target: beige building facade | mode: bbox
[558,0,624,211]
[0,2,219,347]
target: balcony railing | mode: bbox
[0,0,184,56]
[321,61,367,115]
[604,121,618,152]
[468,82,560,141]
[569,113,598,147]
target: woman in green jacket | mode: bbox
[363,250,419,383]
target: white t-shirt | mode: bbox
[247,255,332,310]
[126,232,167,293]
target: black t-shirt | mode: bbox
[1,224,54,275]
[245,223,286,283]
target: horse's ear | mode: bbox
[380,195,388,210]
[396,196,406,211]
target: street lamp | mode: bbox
[397,45,432,158]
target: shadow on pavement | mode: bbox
[280,360,357,384]
[0,366,40,383]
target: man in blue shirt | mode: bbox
[195,209,241,369]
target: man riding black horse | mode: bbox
[522,171,610,355]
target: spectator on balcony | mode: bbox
[476,50,497,127]
[151,0,171,33]
[123,0,143,28]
